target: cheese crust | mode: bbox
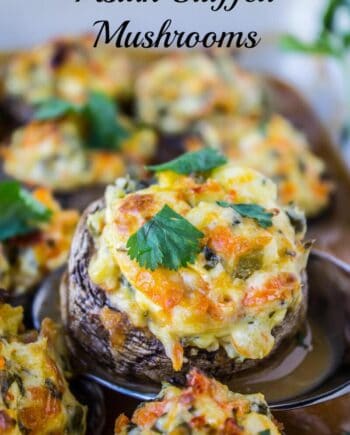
[0,304,87,435]
[136,53,263,133]
[88,166,309,371]
[0,189,79,295]
[2,34,132,105]
[115,369,282,435]
[2,117,156,191]
[186,114,332,217]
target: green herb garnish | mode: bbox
[0,181,52,241]
[126,205,204,271]
[281,0,350,58]
[83,91,130,150]
[258,430,271,435]
[146,148,227,175]
[217,202,273,229]
[33,91,129,151]
[280,34,342,57]
[34,99,79,120]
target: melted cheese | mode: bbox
[0,305,87,435]
[3,34,132,105]
[89,165,309,370]
[136,53,262,133]
[0,245,11,292]
[0,305,23,337]
[115,369,282,434]
[2,117,156,190]
[0,189,79,295]
[187,114,332,216]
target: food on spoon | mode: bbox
[115,369,282,435]
[62,149,309,383]
[0,181,79,296]
[1,92,157,191]
[0,302,87,434]
[136,53,263,133]
[186,114,332,217]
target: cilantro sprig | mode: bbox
[34,91,130,151]
[126,205,204,271]
[217,202,273,229]
[281,0,350,58]
[0,181,52,242]
[281,0,350,140]
[146,148,227,175]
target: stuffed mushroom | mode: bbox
[136,53,263,134]
[0,34,132,123]
[185,114,332,217]
[1,114,156,192]
[1,91,157,209]
[115,369,282,435]
[0,181,79,297]
[0,303,87,434]
[62,150,309,384]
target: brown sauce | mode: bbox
[227,320,335,403]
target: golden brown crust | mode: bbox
[61,199,307,384]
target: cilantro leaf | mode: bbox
[33,92,130,151]
[258,431,271,435]
[146,148,227,175]
[83,91,129,151]
[127,205,204,271]
[217,202,273,229]
[0,181,52,241]
[34,99,80,121]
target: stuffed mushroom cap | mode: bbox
[186,114,332,217]
[115,369,282,435]
[2,34,132,109]
[0,303,87,434]
[0,187,79,295]
[136,53,263,133]
[64,160,309,381]
[1,116,156,191]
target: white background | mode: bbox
[0,0,324,50]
